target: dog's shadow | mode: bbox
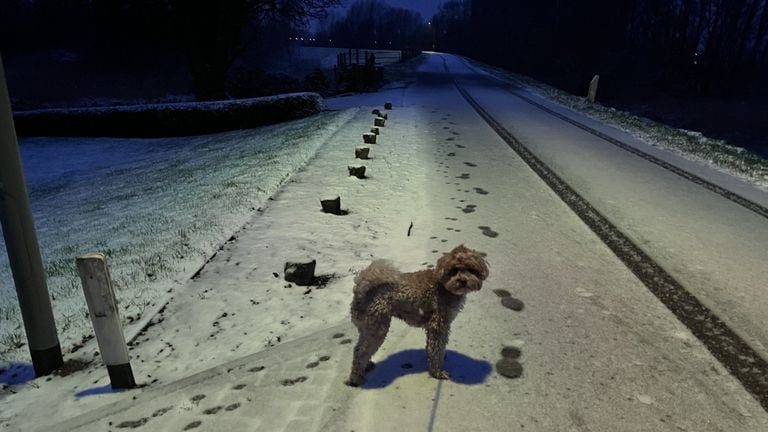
[361,349,492,389]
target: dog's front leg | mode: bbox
[426,327,450,380]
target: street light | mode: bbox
[427,21,435,51]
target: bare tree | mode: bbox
[171,0,341,101]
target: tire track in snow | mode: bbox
[458,57,768,221]
[446,59,768,412]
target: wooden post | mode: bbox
[348,165,367,179]
[320,196,342,214]
[355,146,370,159]
[362,133,377,144]
[0,54,63,376]
[76,253,136,389]
[587,74,600,103]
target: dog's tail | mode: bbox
[353,259,400,298]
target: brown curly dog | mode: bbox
[346,244,489,386]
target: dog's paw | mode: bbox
[430,370,450,380]
[345,375,364,387]
[365,361,376,372]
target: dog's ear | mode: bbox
[434,253,451,280]
[465,252,489,280]
[477,255,490,280]
[467,248,490,280]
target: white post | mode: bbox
[588,74,600,103]
[76,253,136,389]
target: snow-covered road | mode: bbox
[442,53,768,387]
[335,52,768,427]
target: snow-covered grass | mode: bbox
[0,109,356,362]
[462,57,768,191]
[0,52,421,364]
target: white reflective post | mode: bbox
[588,74,600,103]
[76,253,136,389]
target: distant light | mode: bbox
[300,37,304,41]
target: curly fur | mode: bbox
[346,244,489,386]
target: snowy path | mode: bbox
[3,52,768,431]
[441,54,768,390]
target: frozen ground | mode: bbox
[1,51,765,372]
[0,109,356,362]
[1,52,767,432]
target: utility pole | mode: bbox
[0,53,63,376]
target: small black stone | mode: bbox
[203,406,223,415]
[152,407,172,418]
[501,297,525,311]
[496,358,523,379]
[480,227,499,238]
[493,289,511,298]
[116,418,149,429]
[501,346,522,359]
[183,421,202,430]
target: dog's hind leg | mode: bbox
[346,315,391,386]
